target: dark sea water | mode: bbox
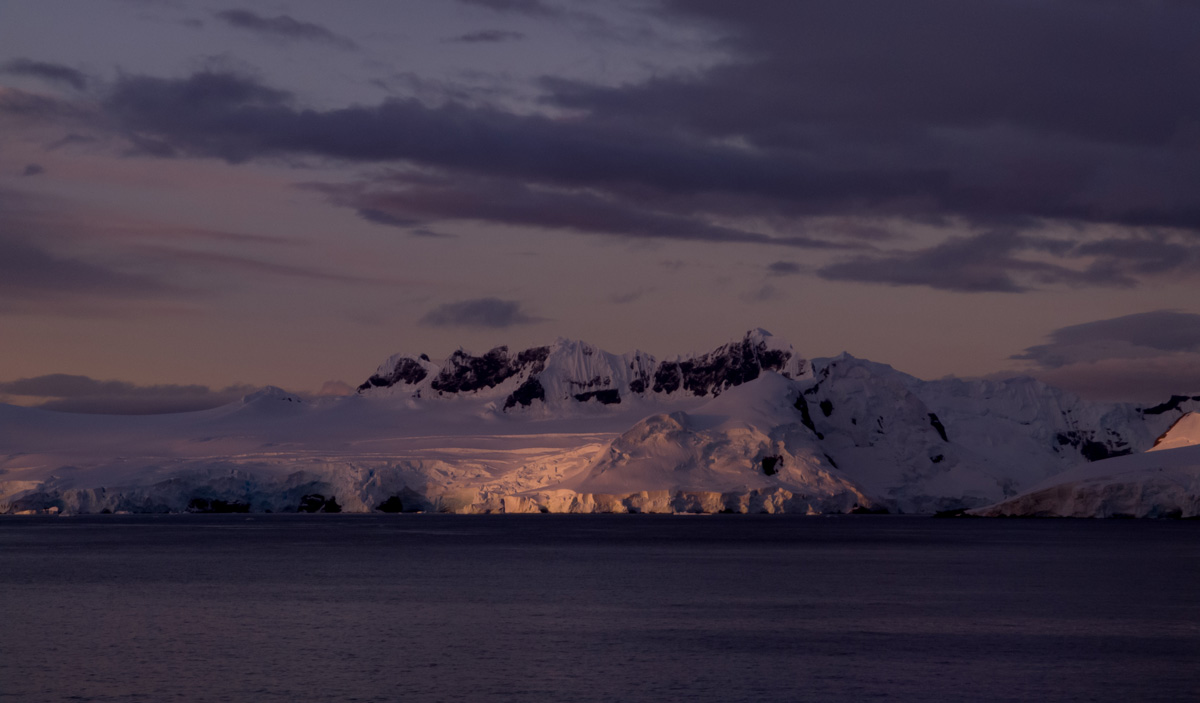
[1,515,1197,703]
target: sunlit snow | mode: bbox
[2,331,1197,516]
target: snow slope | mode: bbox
[972,412,1200,518]
[780,355,1197,512]
[531,373,876,515]
[3,331,1198,516]
[1150,412,1200,451]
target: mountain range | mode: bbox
[3,330,1198,517]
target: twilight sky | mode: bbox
[2,0,1200,412]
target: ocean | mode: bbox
[1,514,1197,702]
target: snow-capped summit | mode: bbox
[357,351,441,394]
[649,328,808,398]
[356,329,808,411]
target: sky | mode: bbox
[2,0,1200,412]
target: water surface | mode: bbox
[1,515,1197,702]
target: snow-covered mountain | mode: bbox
[2,330,1198,516]
[357,328,805,411]
[973,412,1200,518]
[791,355,1196,512]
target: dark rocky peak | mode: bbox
[1141,394,1200,416]
[432,345,550,394]
[358,357,430,392]
[358,331,805,405]
[651,330,801,397]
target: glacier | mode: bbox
[2,329,1198,516]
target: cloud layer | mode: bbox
[7,1,1200,294]
[1012,311,1200,401]
[1014,311,1200,368]
[213,9,357,49]
[0,374,256,414]
[1,59,88,90]
[419,298,544,328]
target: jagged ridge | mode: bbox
[356,329,807,410]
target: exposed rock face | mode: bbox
[433,346,550,394]
[357,329,808,411]
[927,413,948,442]
[186,498,250,513]
[298,493,341,513]
[504,378,546,409]
[358,358,429,392]
[1142,394,1200,415]
[1055,431,1133,462]
[573,389,621,405]
[650,332,799,397]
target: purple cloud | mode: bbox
[0,374,257,414]
[2,58,88,90]
[213,9,357,49]
[419,298,545,328]
[447,29,526,43]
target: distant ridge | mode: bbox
[357,329,807,409]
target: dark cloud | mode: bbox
[19,0,1200,293]
[0,233,178,305]
[456,0,559,16]
[46,133,99,150]
[1,59,88,91]
[0,186,382,316]
[355,208,422,228]
[21,163,44,176]
[419,297,544,328]
[310,174,853,249]
[544,1,1200,229]
[1072,235,1200,280]
[448,29,526,43]
[353,207,452,237]
[213,9,357,49]
[1022,356,1200,404]
[101,71,291,161]
[0,374,257,414]
[101,71,927,209]
[1013,311,1200,369]
[817,230,1137,293]
[767,261,801,276]
[0,87,92,121]
[1005,311,1200,401]
[409,228,452,239]
[89,64,1200,268]
[626,1,1200,147]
